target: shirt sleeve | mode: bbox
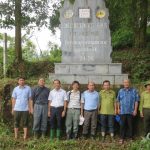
[116,90,121,102]
[64,91,68,101]
[135,89,140,102]
[12,88,17,99]
[48,91,52,101]
[28,87,32,98]
[97,92,100,107]
[31,88,35,100]
[113,91,116,103]
[81,92,85,103]
[139,92,144,113]
[66,91,70,102]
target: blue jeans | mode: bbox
[50,106,64,129]
[100,114,114,133]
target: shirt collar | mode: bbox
[54,88,62,92]
[123,87,132,91]
[18,85,26,89]
[71,90,80,93]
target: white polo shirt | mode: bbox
[48,88,67,107]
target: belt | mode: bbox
[51,106,64,109]
[35,103,48,105]
[68,108,80,110]
[84,109,97,112]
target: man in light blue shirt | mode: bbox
[82,81,100,139]
[12,77,32,140]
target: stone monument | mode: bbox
[49,0,128,84]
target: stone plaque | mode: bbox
[79,8,91,18]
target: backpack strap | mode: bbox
[68,91,81,102]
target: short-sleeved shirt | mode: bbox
[48,88,67,107]
[67,90,81,109]
[139,91,150,113]
[117,88,139,114]
[82,90,100,111]
[100,90,116,115]
[32,86,50,105]
[12,85,32,111]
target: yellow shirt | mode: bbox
[139,91,150,113]
[99,90,116,115]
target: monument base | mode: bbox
[49,63,128,85]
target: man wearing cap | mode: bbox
[117,79,139,144]
[31,78,50,138]
[139,81,150,136]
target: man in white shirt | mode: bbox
[48,79,67,140]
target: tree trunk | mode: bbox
[15,0,22,63]
[139,0,148,48]
[132,0,148,49]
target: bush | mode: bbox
[112,49,150,83]
[112,28,133,49]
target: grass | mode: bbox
[0,121,149,150]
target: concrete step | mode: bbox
[55,63,122,75]
[49,73,128,85]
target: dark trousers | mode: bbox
[82,110,97,136]
[100,114,114,133]
[50,106,64,129]
[143,108,150,136]
[120,114,133,139]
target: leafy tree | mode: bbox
[0,0,50,63]
[49,45,62,62]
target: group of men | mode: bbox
[11,77,150,144]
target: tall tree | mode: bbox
[132,0,148,48]
[0,0,50,63]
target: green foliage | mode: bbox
[129,136,150,150]
[49,45,62,63]
[0,0,50,28]
[69,0,75,4]
[112,49,150,83]
[112,28,133,49]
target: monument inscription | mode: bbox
[60,0,112,63]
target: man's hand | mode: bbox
[62,111,66,117]
[140,112,144,118]
[48,111,51,117]
[132,110,137,116]
[30,108,34,115]
[115,109,117,115]
[117,109,120,114]
[11,109,14,115]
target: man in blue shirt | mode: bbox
[12,77,32,140]
[82,81,100,139]
[117,79,139,144]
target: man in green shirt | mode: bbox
[139,81,150,136]
[99,80,117,141]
